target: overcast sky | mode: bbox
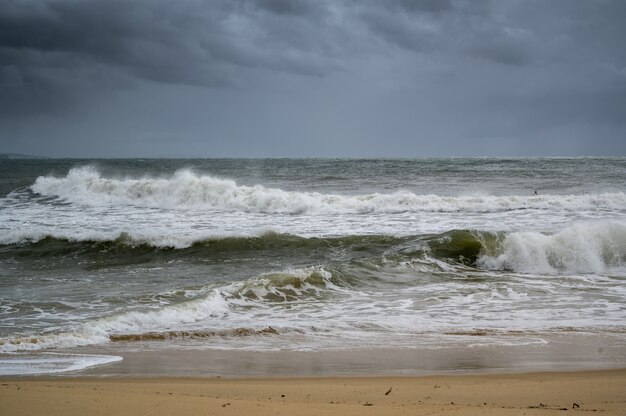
[1,0,625,157]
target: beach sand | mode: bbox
[2,369,625,415]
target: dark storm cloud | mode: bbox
[355,0,531,65]
[1,0,625,156]
[3,0,622,104]
[0,0,342,116]
[252,0,322,17]
[0,0,505,91]
[390,0,455,14]
[1,1,285,85]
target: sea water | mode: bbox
[1,158,625,374]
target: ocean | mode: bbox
[1,158,625,375]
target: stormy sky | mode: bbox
[1,0,625,157]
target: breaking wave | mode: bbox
[223,266,341,302]
[2,223,625,275]
[2,220,625,354]
[0,266,339,353]
[30,166,626,214]
[0,290,229,352]
[478,220,626,274]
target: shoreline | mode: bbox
[68,331,626,378]
[3,314,626,415]
[2,331,625,378]
[3,369,626,415]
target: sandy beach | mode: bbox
[2,369,625,415]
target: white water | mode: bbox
[1,166,624,248]
[0,290,229,353]
[1,162,625,374]
[30,166,626,214]
[0,353,122,375]
[2,257,626,354]
[478,220,626,274]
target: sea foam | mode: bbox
[0,353,122,375]
[31,166,626,214]
[477,220,626,274]
[0,290,229,353]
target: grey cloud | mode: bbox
[251,0,324,17]
[355,0,533,66]
[0,0,347,78]
[462,26,533,67]
[358,10,435,53]
[391,0,455,14]
[0,0,344,117]
[1,0,625,157]
[1,1,244,85]
[0,0,502,89]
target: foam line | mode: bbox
[30,166,626,214]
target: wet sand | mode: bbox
[2,369,626,415]
[75,332,626,377]
[3,334,625,414]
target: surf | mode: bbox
[28,166,626,214]
[2,223,625,274]
[477,220,626,274]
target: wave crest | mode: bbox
[0,290,229,352]
[477,220,626,274]
[30,166,626,214]
[2,223,625,275]
[224,267,339,302]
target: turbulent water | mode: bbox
[1,158,625,374]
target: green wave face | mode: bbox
[424,230,499,266]
[225,268,337,302]
[0,231,494,273]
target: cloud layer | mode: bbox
[1,0,625,156]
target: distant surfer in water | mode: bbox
[533,190,538,195]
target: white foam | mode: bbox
[0,290,229,353]
[96,289,229,333]
[0,226,270,248]
[30,166,626,214]
[477,220,626,274]
[222,266,338,302]
[0,166,621,248]
[0,353,122,375]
